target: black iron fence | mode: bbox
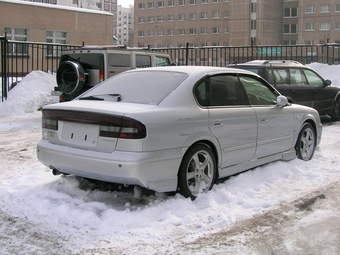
[156,43,340,67]
[1,38,340,102]
[0,37,80,102]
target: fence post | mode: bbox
[1,35,8,102]
[185,42,189,66]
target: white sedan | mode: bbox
[37,66,322,198]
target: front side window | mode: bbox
[303,69,324,87]
[155,56,171,66]
[240,75,279,106]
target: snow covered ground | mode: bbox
[0,65,340,254]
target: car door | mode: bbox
[303,68,336,113]
[203,74,258,168]
[239,74,295,159]
[288,68,314,107]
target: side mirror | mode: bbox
[324,79,332,86]
[276,95,289,107]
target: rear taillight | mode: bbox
[42,117,58,130]
[41,109,146,139]
[99,116,146,139]
[99,69,104,82]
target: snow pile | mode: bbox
[0,71,56,117]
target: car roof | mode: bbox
[231,60,304,67]
[126,65,259,77]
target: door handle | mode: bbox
[261,117,268,123]
[213,120,223,127]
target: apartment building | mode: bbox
[132,0,340,48]
[116,5,134,45]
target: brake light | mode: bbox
[99,69,104,82]
[42,117,58,130]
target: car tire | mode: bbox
[56,61,86,96]
[177,143,217,199]
[330,98,340,121]
[295,123,316,161]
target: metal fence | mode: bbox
[156,43,340,67]
[0,37,80,101]
[1,38,340,102]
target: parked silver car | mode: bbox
[37,66,322,198]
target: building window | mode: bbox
[104,4,109,10]
[320,5,330,13]
[190,0,196,4]
[320,22,330,30]
[189,28,196,35]
[250,20,256,30]
[148,2,154,8]
[305,23,314,31]
[178,28,185,35]
[336,4,340,12]
[283,40,297,45]
[168,14,174,21]
[157,1,164,8]
[179,0,185,6]
[138,31,145,37]
[200,27,207,34]
[305,6,315,13]
[212,27,219,34]
[283,24,297,34]
[200,12,208,19]
[305,40,314,45]
[189,13,196,20]
[157,29,164,36]
[335,22,340,30]
[157,15,164,22]
[251,3,256,13]
[4,27,28,55]
[147,16,154,23]
[224,11,229,18]
[138,3,145,9]
[201,0,207,3]
[46,30,67,57]
[147,30,154,37]
[138,17,145,23]
[212,0,220,2]
[224,26,229,34]
[178,14,185,21]
[212,11,219,19]
[168,0,174,6]
[284,8,297,17]
[168,29,174,36]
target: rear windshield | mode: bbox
[80,70,188,105]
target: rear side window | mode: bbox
[272,69,289,84]
[289,68,308,85]
[136,55,151,68]
[108,53,130,67]
[60,53,103,69]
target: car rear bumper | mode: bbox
[37,139,182,192]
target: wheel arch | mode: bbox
[178,139,220,180]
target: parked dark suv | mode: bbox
[228,60,340,121]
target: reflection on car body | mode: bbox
[37,66,322,199]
